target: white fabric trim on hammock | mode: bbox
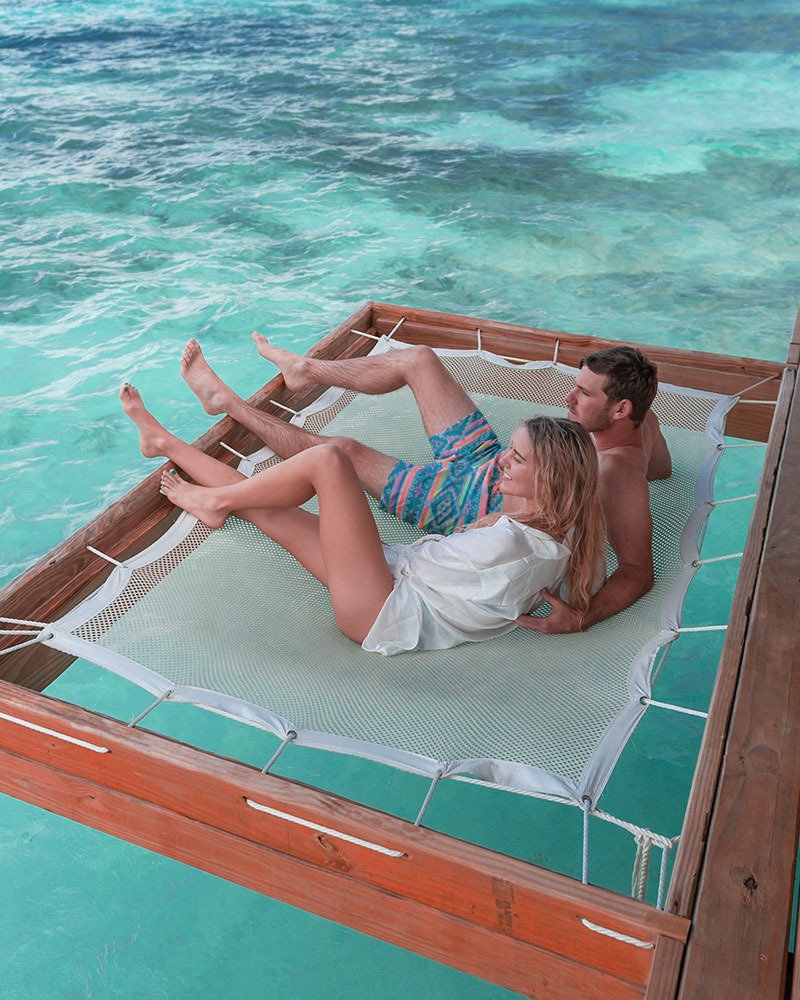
[40,342,734,808]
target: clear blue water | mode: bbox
[1,1,798,997]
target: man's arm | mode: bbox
[517,455,654,634]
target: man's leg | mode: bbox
[181,339,397,498]
[252,333,476,439]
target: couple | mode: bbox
[121,333,671,655]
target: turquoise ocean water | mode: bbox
[1,2,798,997]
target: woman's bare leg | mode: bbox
[122,382,393,640]
[160,444,394,642]
[121,383,332,583]
[120,383,244,488]
[180,340,398,497]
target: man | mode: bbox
[180,332,671,633]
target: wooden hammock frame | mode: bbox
[1,302,798,999]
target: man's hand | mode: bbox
[515,589,585,634]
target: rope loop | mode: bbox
[632,833,652,900]
[580,919,655,950]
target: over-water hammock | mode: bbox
[18,340,734,825]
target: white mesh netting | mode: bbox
[45,341,733,805]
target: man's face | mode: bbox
[565,367,615,433]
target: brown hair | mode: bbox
[513,417,605,612]
[580,346,658,428]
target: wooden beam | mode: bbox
[371,302,786,442]
[645,937,686,1000]
[673,361,800,996]
[0,680,688,1000]
[788,302,800,369]
[665,368,795,922]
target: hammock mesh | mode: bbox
[46,343,731,806]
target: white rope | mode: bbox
[650,641,672,689]
[415,768,443,827]
[451,775,677,850]
[580,919,655,949]
[261,730,297,773]
[692,551,743,567]
[220,441,248,462]
[245,799,406,858]
[642,698,708,719]
[476,328,482,353]
[86,545,125,568]
[718,441,767,449]
[269,399,300,416]
[711,493,757,505]
[656,844,670,910]
[582,797,590,885]
[632,833,651,900]
[386,317,405,339]
[0,710,110,753]
[0,631,53,656]
[472,339,555,365]
[353,319,404,341]
[677,624,728,633]
[128,690,173,727]
[734,372,780,398]
[0,617,48,627]
[735,398,777,405]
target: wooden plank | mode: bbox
[644,936,686,1000]
[0,303,376,690]
[674,364,800,998]
[372,301,787,382]
[371,302,785,441]
[2,756,652,1000]
[0,680,689,999]
[788,302,800,369]
[666,368,795,921]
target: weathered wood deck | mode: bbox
[0,302,798,998]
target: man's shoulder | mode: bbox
[597,444,649,485]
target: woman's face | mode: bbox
[498,426,537,502]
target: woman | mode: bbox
[121,383,605,655]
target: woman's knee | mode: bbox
[310,440,358,479]
[327,436,362,464]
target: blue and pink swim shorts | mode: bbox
[379,410,505,535]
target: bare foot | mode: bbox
[252,331,313,391]
[180,339,237,415]
[160,469,228,529]
[119,383,169,458]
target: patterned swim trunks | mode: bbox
[380,410,505,535]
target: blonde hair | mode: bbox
[484,417,605,612]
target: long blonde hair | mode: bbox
[482,417,606,611]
